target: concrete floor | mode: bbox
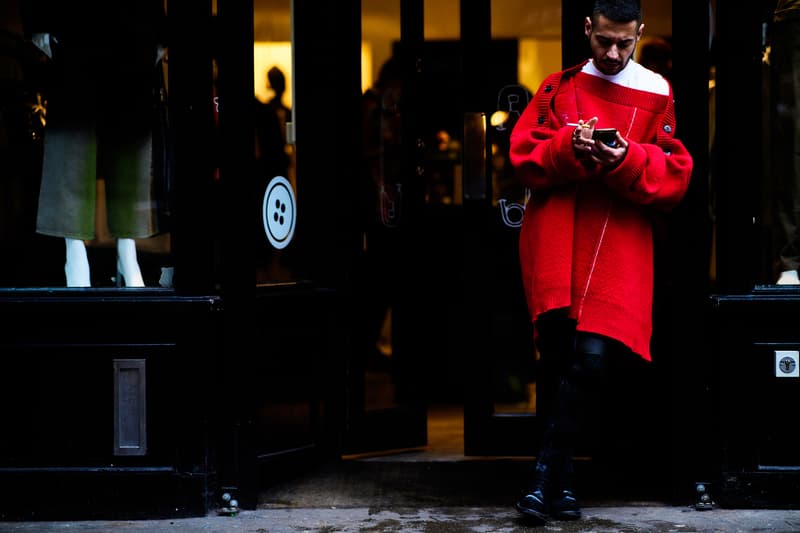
[3,406,800,532]
[3,503,800,532]
[4,452,800,532]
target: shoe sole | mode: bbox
[553,510,582,520]
[515,502,549,522]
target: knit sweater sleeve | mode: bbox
[600,84,693,212]
[509,70,595,190]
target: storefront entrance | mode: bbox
[9,0,798,519]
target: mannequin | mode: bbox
[26,1,164,287]
[65,238,144,288]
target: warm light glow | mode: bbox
[361,42,373,95]
[518,38,561,94]
[254,42,292,107]
[490,110,509,128]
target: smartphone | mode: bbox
[593,128,618,147]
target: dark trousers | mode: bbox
[534,310,633,458]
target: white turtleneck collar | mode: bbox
[582,59,670,96]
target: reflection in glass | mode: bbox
[0,2,48,286]
[765,1,800,286]
[487,0,562,416]
[3,1,172,288]
[360,0,402,411]
[254,0,296,284]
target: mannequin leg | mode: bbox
[65,238,91,287]
[777,270,800,285]
[116,238,144,287]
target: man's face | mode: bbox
[585,15,643,75]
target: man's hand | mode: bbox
[590,132,628,167]
[572,117,598,157]
[572,116,627,167]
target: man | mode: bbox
[509,0,693,522]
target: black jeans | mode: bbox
[534,310,633,452]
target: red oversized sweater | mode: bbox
[509,61,693,361]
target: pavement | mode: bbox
[2,505,800,532]
[2,458,800,532]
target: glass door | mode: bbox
[460,0,679,458]
[352,0,566,457]
[351,0,564,456]
[353,0,684,461]
[459,0,564,456]
[344,0,428,454]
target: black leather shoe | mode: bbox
[551,452,581,520]
[515,486,549,522]
[515,462,551,522]
[550,488,581,520]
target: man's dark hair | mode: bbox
[591,0,643,25]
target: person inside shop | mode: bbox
[635,35,672,81]
[263,65,291,156]
[24,1,165,287]
[254,66,290,183]
[264,65,292,168]
[358,55,405,370]
[769,0,800,285]
[509,0,693,523]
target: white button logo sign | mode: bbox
[262,176,296,250]
[775,350,799,378]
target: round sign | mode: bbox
[262,176,296,250]
[779,356,797,375]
